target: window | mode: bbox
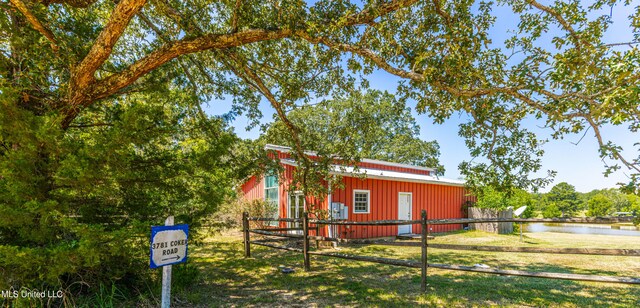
[264,174,279,225]
[353,190,370,213]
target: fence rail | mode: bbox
[428,216,636,225]
[242,211,640,292]
[310,216,636,226]
[310,219,422,225]
[249,229,304,239]
[248,217,301,222]
[427,244,640,256]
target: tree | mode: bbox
[546,182,580,217]
[586,193,614,217]
[3,0,640,294]
[263,89,443,167]
[473,186,534,216]
[260,89,442,196]
[4,0,639,192]
[542,202,563,218]
[626,194,640,212]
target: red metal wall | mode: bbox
[241,176,264,201]
[243,151,327,230]
[241,149,470,238]
[330,176,472,238]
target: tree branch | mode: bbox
[527,0,589,49]
[297,31,526,99]
[605,41,640,47]
[71,0,147,93]
[585,116,640,174]
[67,122,114,128]
[296,31,425,81]
[61,0,419,128]
[93,29,292,100]
[138,11,199,92]
[9,0,59,51]
[342,0,418,26]
[224,50,316,198]
[43,0,97,8]
[144,0,221,88]
[231,0,241,33]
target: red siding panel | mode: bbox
[241,149,473,238]
[240,176,264,201]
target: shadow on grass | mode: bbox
[178,237,640,307]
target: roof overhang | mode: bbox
[265,144,436,173]
[279,158,465,187]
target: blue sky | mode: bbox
[205,2,638,193]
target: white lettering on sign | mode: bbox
[151,229,187,267]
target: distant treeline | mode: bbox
[471,183,640,220]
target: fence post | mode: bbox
[303,212,311,271]
[316,224,320,249]
[243,211,251,258]
[421,209,428,292]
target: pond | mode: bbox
[525,223,640,237]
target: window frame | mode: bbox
[352,189,370,214]
[263,173,279,226]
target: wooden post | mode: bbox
[243,211,251,258]
[303,212,311,271]
[519,222,523,242]
[161,216,174,308]
[421,209,428,292]
[316,224,320,249]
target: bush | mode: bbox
[214,198,278,230]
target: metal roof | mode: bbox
[265,144,436,172]
[280,158,465,187]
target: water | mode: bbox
[525,223,640,237]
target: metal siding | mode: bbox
[241,149,469,238]
[240,176,264,201]
[329,175,466,237]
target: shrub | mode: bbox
[214,198,278,230]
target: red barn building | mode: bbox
[241,144,472,238]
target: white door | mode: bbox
[398,193,412,234]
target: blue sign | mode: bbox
[150,224,189,269]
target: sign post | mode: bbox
[514,206,528,243]
[151,216,189,308]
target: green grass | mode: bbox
[170,231,640,307]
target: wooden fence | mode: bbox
[242,212,640,292]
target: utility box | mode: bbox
[330,202,348,220]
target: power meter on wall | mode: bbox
[330,202,348,220]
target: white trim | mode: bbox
[279,158,464,187]
[331,166,465,187]
[360,158,434,172]
[398,192,413,235]
[265,144,319,157]
[263,173,280,226]
[287,191,305,234]
[352,189,370,214]
[265,144,435,172]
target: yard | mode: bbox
[170,230,640,307]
